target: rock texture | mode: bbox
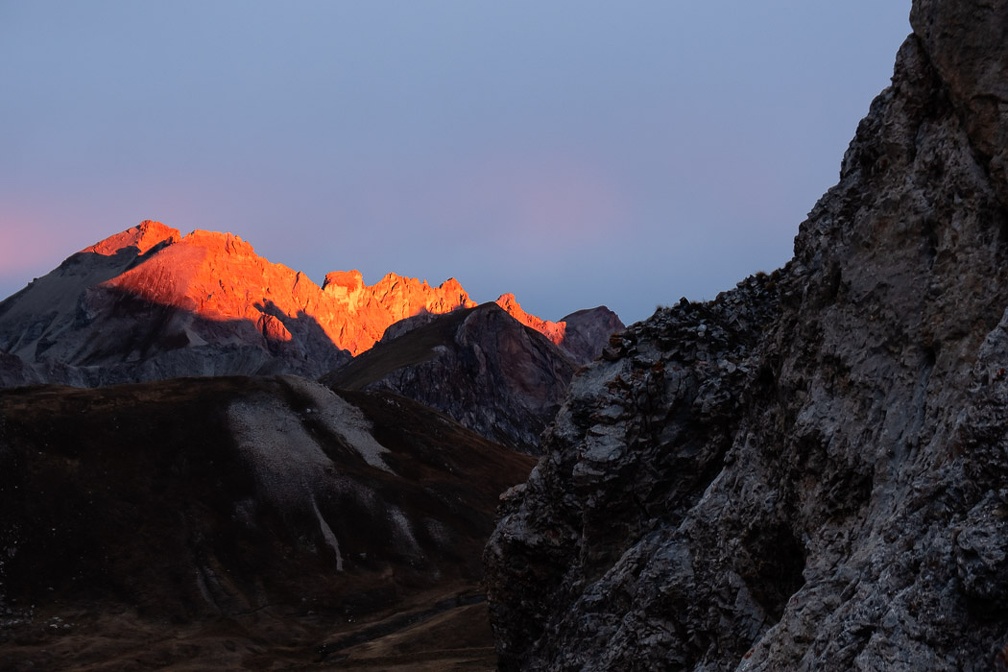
[554,305,627,366]
[326,303,580,453]
[0,376,535,669]
[322,268,478,350]
[485,4,1008,670]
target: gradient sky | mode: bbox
[1,1,911,324]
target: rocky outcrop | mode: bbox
[494,293,568,350]
[495,293,624,365]
[325,303,578,453]
[0,352,43,388]
[555,305,626,365]
[485,4,1008,670]
[0,376,535,669]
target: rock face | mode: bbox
[0,376,535,669]
[554,305,626,366]
[325,303,579,453]
[323,268,476,337]
[0,352,43,388]
[485,4,1008,670]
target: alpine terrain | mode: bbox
[0,223,622,668]
[485,1,1008,670]
[0,221,622,450]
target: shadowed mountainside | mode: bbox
[326,303,580,453]
[0,376,535,670]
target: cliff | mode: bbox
[485,2,1008,669]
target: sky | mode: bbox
[1,1,911,325]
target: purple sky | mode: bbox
[1,1,910,324]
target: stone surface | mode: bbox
[556,305,627,366]
[485,5,1008,670]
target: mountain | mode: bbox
[325,302,580,453]
[0,221,622,389]
[0,220,625,667]
[485,2,1008,670]
[493,293,624,366]
[0,221,477,384]
[0,375,535,669]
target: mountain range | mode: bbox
[5,0,1008,669]
[0,220,620,381]
[0,221,622,451]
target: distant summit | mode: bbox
[0,221,623,387]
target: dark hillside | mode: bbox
[0,376,534,670]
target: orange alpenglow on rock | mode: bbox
[495,292,566,346]
[0,219,624,388]
[40,221,574,360]
[87,222,484,356]
[81,220,182,257]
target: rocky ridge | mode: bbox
[485,3,1008,670]
[0,221,619,387]
[326,303,582,453]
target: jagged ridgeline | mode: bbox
[485,1,1008,669]
[0,220,620,385]
[0,221,622,452]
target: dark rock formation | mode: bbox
[383,294,624,368]
[0,375,534,669]
[0,352,43,388]
[485,3,1008,670]
[325,303,578,453]
[493,293,625,366]
[556,305,626,366]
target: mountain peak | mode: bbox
[495,292,566,348]
[181,229,257,259]
[1,221,617,382]
[82,219,180,257]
